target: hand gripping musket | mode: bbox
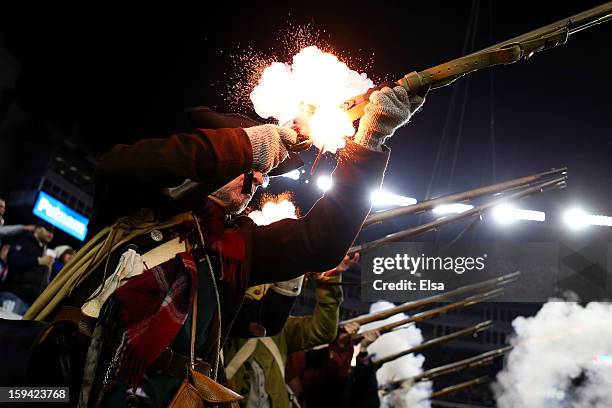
[352,288,503,343]
[349,175,566,255]
[342,2,612,120]
[381,345,512,392]
[341,272,518,326]
[364,168,567,228]
[371,320,493,368]
[428,375,490,400]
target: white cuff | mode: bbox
[270,275,305,297]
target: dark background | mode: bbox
[1,1,610,236]
[1,2,611,405]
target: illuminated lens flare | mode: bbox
[249,198,298,226]
[250,46,373,153]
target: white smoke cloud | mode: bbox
[248,199,297,226]
[250,46,373,152]
[363,301,432,408]
[495,300,612,408]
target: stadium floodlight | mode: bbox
[492,204,545,223]
[317,175,333,192]
[370,190,417,208]
[564,207,612,229]
[433,203,474,215]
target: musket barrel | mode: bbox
[353,288,503,342]
[344,3,612,119]
[372,320,493,367]
[351,175,566,254]
[364,167,567,228]
[429,376,490,399]
[474,1,612,54]
[341,272,519,326]
[382,346,512,391]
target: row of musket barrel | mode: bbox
[349,167,568,255]
[331,272,520,400]
[325,167,568,399]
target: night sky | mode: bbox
[2,1,611,242]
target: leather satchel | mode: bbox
[167,291,242,408]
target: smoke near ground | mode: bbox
[362,301,432,408]
[495,300,612,408]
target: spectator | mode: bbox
[0,244,9,284]
[0,198,36,247]
[50,245,75,281]
[0,223,54,316]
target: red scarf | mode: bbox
[101,201,246,388]
[101,252,197,388]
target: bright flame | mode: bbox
[249,196,298,226]
[250,46,373,153]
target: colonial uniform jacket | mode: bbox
[224,278,343,407]
[65,127,388,405]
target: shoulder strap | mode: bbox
[225,339,258,379]
[259,337,286,379]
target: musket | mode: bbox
[343,3,612,120]
[364,168,566,228]
[372,320,493,367]
[341,272,518,326]
[428,375,490,399]
[353,288,503,343]
[381,345,512,391]
[350,175,566,254]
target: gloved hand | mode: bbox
[354,85,425,151]
[244,124,298,173]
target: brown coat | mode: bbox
[67,128,388,406]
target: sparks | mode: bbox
[250,46,373,153]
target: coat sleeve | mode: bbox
[282,276,344,353]
[249,140,389,285]
[91,128,254,229]
[0,225,26,239]
[95,128,253,191]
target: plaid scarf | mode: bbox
[100,200,247,389]
[100,252,197,388]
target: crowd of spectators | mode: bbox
[0,197,75,318]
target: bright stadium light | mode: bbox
[564,208,612,229]
[564,208,590,229]
[492,204,545,223]
[370,190,417,208]
[281,169,301,180]
[317,175,333,192]
[433,203,474,215]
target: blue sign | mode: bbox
[32,191,89,241]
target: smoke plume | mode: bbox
[363,301,432,408]
[495,300,612,407]
[250,45,373,152]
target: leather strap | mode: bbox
[150,348,211,379]
[189,291,198,372]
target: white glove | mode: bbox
[244,124,298,173]
[354,86,425,151]
[270,275,305,297]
